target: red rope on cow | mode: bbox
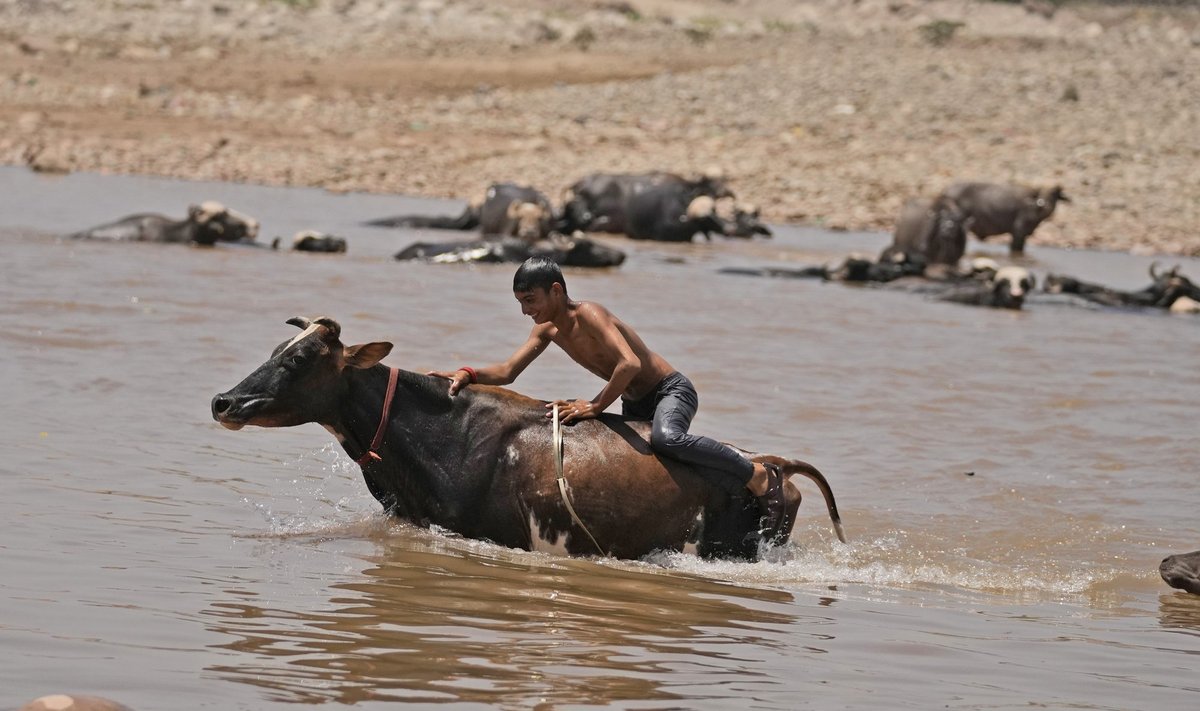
[355,367,400,468]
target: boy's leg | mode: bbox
[646,374,751,479]
[648,373,786,532]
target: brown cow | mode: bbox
[211,317,845,561]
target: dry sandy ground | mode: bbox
[2,0,1198,254]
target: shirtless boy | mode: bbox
[429,256,786,533]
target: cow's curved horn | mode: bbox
[313,317,341,338]
[286,316,312,330]
[1150,261,1161,281]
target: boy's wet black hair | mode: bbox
[513,256,567,295]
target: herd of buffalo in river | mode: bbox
[59,169,1200,586]
[67,170,1200,315]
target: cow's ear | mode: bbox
[344,341,393,369]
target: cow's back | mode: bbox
[483,399,722,557]
[943,182,1024,237]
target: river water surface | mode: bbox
[2,167,1198,710]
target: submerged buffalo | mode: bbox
[941,181,1069,254]
[395,232,625,268]
[1160,550,1200,595]
[366,183,555,242]
[884,195,970,266]
[69,201,260,246]
[290,230,348,253]
[560,170,734,235]
[1044,263,1200,311]
[722,201,774,239]
[719,255,1030,309]
[932,265,1034,310]
[626,189,729,242]
[211,317,845,560]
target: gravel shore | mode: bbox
[2,0,1198,255]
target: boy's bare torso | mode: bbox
[543,301,675,400]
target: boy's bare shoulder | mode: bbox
[573,300,616,321]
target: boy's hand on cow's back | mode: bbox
[547,399,599,423]
[428,369,472,396]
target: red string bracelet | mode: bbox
[457,366,477,384]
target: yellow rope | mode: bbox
[553,403,607,556]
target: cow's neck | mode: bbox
[327,365,462,518]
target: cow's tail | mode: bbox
[759,456,846,543]
[364,207,480,230]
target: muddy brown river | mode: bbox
[2,167,1198,709]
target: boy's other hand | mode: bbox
[547,399,599,424]
[428,369,472,396]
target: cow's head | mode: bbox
[1149,262,1200,308]
[506,201,552,243]
[725,202,773,238]
[292,230,348,253]
[990,266,1035,309]
[211,317,392,430]
[188,201,261,245]
[1160,551,1200,594]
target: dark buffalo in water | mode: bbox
[290,230,348,253]
[723,202,774,238]
[883,195,970,266]
[69,201,260,246]
[1160,550,1200,594]
[625,189,729,242]
[395,232,626,268]
[941,181,1069,254]
[211,317,845,560]
[560,170,734,234]
[1044,264,1200,312]
[719,250,927,284]
[366,183,555,242]
[931,265,1035,310]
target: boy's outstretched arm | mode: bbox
[428,325,552,395]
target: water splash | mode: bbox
[241,443,380,537]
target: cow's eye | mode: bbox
[287,354,307,369]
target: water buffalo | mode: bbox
[560,169,734,234]
[1160,550,1200,594]
[883,195,970,266]
[626,190,729,242]
[211,317,845,561]
[722,201,774,238]
[933,265,1034,309]
[68,201,260,246]
[1043,263,1200,310]
[941,181,1069,254]
[366,183,554,242]
[395,232,626,268]
[719,249,928,284]
[290,230,348,253]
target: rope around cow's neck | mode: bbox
[553,403,607,557]
[355,366,399,468]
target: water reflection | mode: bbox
[202,532,835,706]
[1158,593,1200,636]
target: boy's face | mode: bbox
[514,284,561,324]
